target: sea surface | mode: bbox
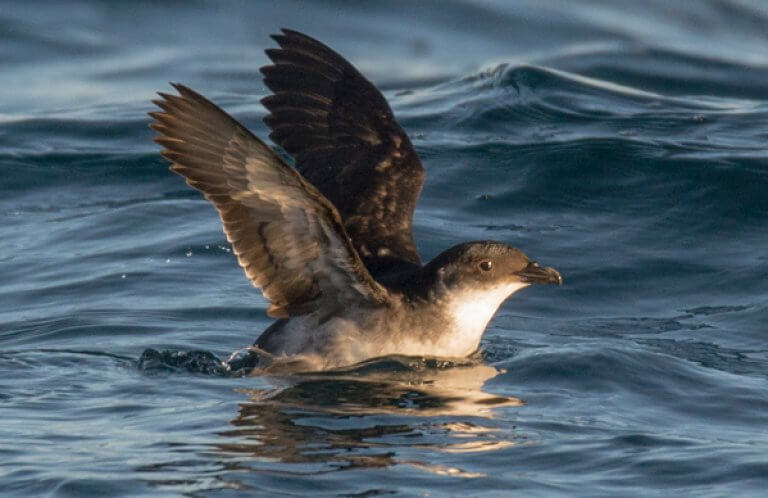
[2,1,768,496]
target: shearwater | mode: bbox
[150,29,562,371]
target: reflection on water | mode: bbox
[215,359,522,479]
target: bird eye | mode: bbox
[479,260,493,271]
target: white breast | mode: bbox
[261,282,530,369]
[436,282,530,357]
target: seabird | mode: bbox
[150,29,562,371]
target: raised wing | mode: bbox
[150,84,389,318]
[261,29,425,276]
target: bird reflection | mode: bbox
[214,357,524,478]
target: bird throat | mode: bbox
[436,282,530,357]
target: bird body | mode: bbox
[150,29,561,371]
[255,277,531,370]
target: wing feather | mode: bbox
[150,84,389,318]
[261,29,425,276]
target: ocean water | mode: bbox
[2,0,768,496]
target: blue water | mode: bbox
[2,1,768,496]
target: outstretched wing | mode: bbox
[150,84,389,318]
[260,29,425,275]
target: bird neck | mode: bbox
[395,268,529,358]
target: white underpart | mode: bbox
[264,282,531,370]
[436,282,530,357]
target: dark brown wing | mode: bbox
[150,84,389,318]
[260,29,425,275]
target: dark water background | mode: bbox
[2,1,768,496]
